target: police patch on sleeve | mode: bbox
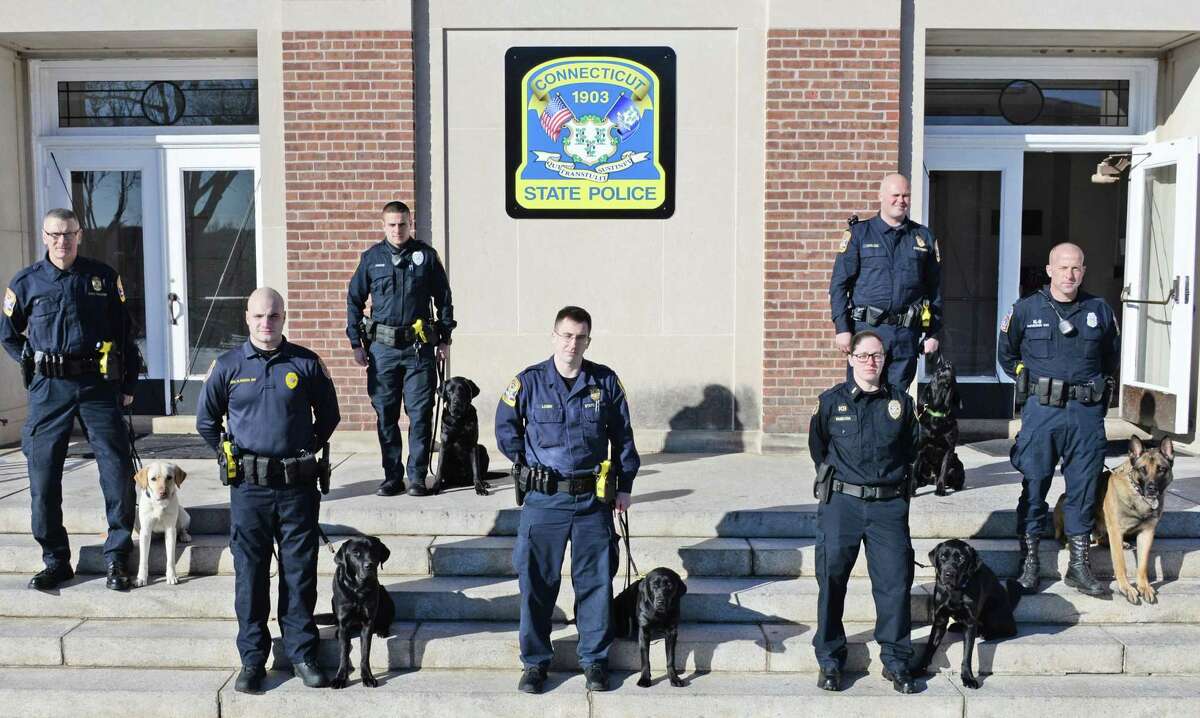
[502,377,521,407]
[887,399,902,420]
[1000,309,1012,333]
[116,276,126,303]
[3,288,15,317]
[838,230,850,253]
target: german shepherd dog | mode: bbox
[1054,436,1174,605]
[914,356,966,495]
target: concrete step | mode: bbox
[0,667,232,718]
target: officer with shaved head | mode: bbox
[197,287,341,694]
[829,173,943,390]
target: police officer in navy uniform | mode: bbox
[809,330,918,694]
[999,243,1119,597]
[830,174,942,390]
[1,208,140,592]
[197,287,340,694]
[347,200,455,497]
[495,306,639,695]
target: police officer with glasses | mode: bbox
[1,208,141,592]
[829,173,942,391]
[196,287,340,694]
[998,243,1119,597]
[810,330,919,694]
[495,306,639,695]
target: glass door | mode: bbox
[1120,137,1199,433]
[164,147,260,412]
[41,148,166,402]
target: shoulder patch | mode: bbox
[838,230,850,253]
[116,276,126,303]
[3,288,15,317]
[1000,309,1012,333]
[502,377,521,407]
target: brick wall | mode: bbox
[282,30,415,430]
[763,28,900,434]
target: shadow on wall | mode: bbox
[663,385,744,454]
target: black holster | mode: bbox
[20,346,33,389]
[813,463,835,504]
[218,433,243,486]
[512,463,527,506]
[1014,369,1030,409]
[282,452,321,485]
[317,443,332,495]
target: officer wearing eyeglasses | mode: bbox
[495,305,640,695]
[1,208,141,592]
[809,330,919,694]
[829,173,942,390]
[998,243,1119,598]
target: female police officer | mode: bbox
[809,330,919,694]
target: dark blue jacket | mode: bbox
[808,380,918,487]
[1,254,140,394]
[997,289,1120,385]
[829,214,942,335]
[346,239,455,348]
[196,339,341,459]
[495,357,640,493]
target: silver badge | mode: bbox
[412,250,425,266]
[887,399,902,420]
[1087,312,1098,328]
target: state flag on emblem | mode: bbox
[605,92,642,141]
[540,93,574,142]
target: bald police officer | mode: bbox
[197,288,340,694]
[495,306,639,695]
[830,174,942,390]
[809,330,918,694]
[1,208,140,592]
[999,243,1119,597]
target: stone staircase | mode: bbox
[1,447,1199,716]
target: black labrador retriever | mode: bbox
[430,376,490,496]
[611,567,688,688]
[314,536,395,689]
[913,539,1021,689]
[913,356,966,496]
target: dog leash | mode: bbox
[618,511,641,590]
[427,352,447,486]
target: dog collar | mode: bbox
[921,407,948,418]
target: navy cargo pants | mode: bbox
[513,489,619,669]
[368,342,436,486]
[813,490,914,673]
[22,374,134,569]
[229,481,321,668]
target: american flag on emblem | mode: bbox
[540,93,574,142]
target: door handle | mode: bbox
[168,292,182,325]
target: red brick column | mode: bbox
[763,29,900,434]
[282,30,415,430]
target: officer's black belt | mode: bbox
[365,320,426,348]
[520,465,597,496]
[237,452,320,487]
[831,480,905,501]
[850,304,917,328]
[32,351,100,378]
[1029,376,1106,406]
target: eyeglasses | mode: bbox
[43,229,80,241]
[850,352,885,364]
[554,331,591,345]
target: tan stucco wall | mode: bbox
[0,46,33,445]
[1159,36,1200,141]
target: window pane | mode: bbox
[184,170,256,374]
[58,80,258,128]
[71,171,147,366]
[1134,164,1176,387]
[929,170,1002,375]
[926,79,1128,127]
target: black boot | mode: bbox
[106,561,130,591]
[234,665,266,694]
[1017,532,1040,593]
[375,478,405,496]
[1064,534,1110,597]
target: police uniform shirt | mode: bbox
[829,214,943,334]
[196,339,341,459]
[808,381,918,487]
[997,290,1120,385]
[495,357,640,493]
[1,254,140,392]
[345,239,456,348]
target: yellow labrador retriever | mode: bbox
[132,461,191,587]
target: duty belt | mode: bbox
[363,319,430,348]
[33,351,100,378]
[237,452,321,487]
[831,480,905,501]
[850,304,919,328]
[519,465,597,496]
[1030,376,1107,406]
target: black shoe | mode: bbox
[105,561,130,591]
[518,665,547,694]
[406,482,429,497]
[817,667,841,691]
[1065,533,1111,597]
[583,663,609,692]
[28,564,74,590]
[293,661,329,688]
[882,667,917,694]
[234,665,266,694]
[375,478,405,497]
[1017,532,1041,593]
